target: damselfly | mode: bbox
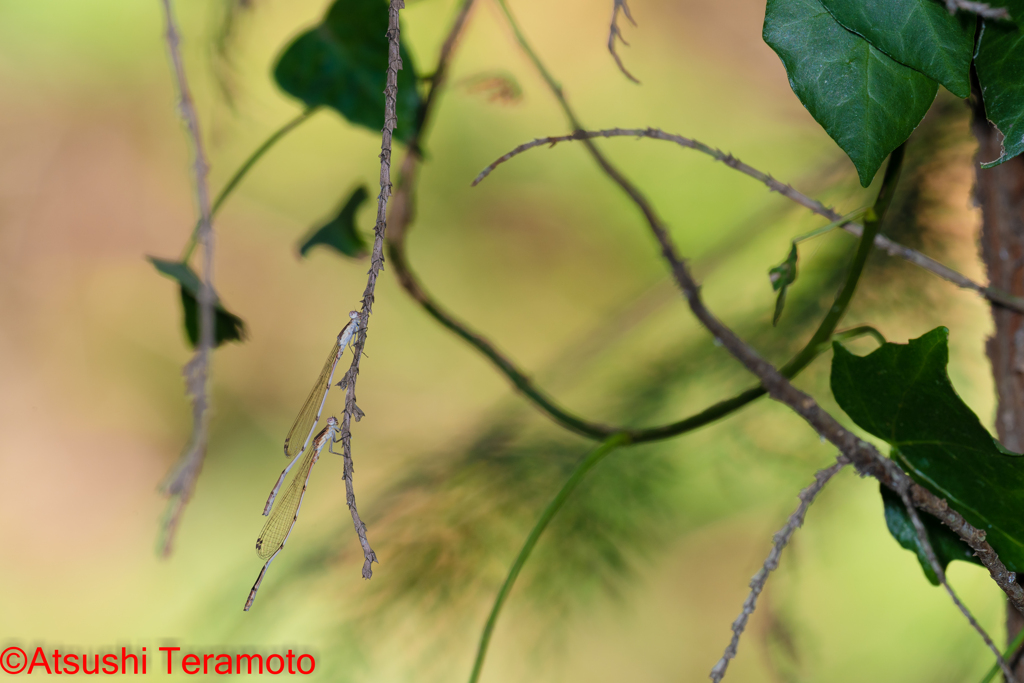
[264,311,359,515]
[244,416,341,612]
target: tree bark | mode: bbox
[971,79,1024,679]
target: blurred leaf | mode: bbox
[148,257,247,348]
[763,0,938,186]
[879,484,980,585]
[459,70,523,104]
[831,327,1024,575]
[769,243,798,326]
[273,0,421,143]
[818,0,974,98]
[299,185,370,258]
[975,3,1024,168]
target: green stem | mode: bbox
[180,107,318,262]
[981,627,1024,683]
[466,433,631,683]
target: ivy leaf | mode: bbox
[831,327,1024,575]
[763,0,938,186]
[818,0,974,98]
[273,0,421,143]
[769,243,798,326]
[299,185,370,258]
[148,257,247,348]
[879,484,981,585]
[975,2,1024,168]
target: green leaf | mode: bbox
[273,0,421,143]
[763,0,938,186]
[831,327,1024,574]
[879,484,981,585]
[975,3,1024,168]
[148,257,247,348]
[817,0,974,98]
[769,243,798,326]
[299,185,370,258]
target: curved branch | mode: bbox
[473,127,1024,315]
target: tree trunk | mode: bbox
[971,79,1024,679]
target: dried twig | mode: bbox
[607,0,639,84]
[710,460,848,682]
[945,0,1012,19]
[336,0,407,579]
[157,0,216,557]
[898,490,1017,683]
[472,127,1024,315]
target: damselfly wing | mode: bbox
[281,311,359,460]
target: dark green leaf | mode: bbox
[831,327,1024,574]
[148,257,247,348]
[298,185,369,258]
[879,484,981,585]
[769,243,798,326]
[763,0,938,186]
[818,0,974,98]
[273,0,421,143]
[975,2,1024,168]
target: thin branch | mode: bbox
[157,0,216,557]
[945,0,1012,20]
[710,459,848,682]
[466,434,631,683]
[472,127,1024,315]
[336,0,406,579]
[607,0,639,84]
[898,489,1017,683]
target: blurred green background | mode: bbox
[0,0,1006,681]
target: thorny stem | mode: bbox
[466,434,631,683]
[181,107,319,262]
[709,459,848,682]
[157,0,216,557]
[898,490,1016,683]
[473,127,1024,315]
[336,0,406,579]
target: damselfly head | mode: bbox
[348,310,359,322]
[326,416,339,427]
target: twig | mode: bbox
[157,0,216,557]
[472,127,1024,315]
[336,0,406,579]
[710,459,848,682]
[898,489,1017,683]
[607,0,639,84]
[466,434,630,683]
[945,0,1012,19]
